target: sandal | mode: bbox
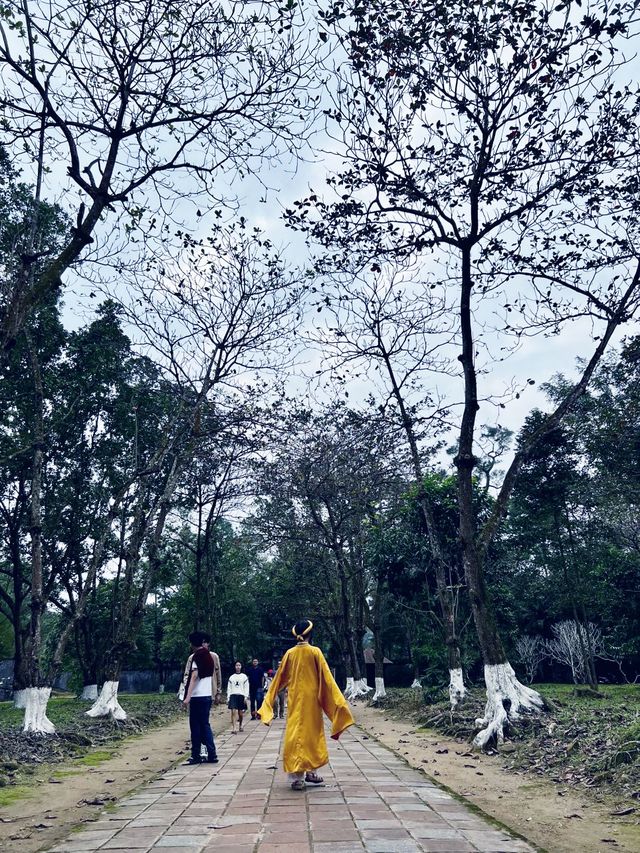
[305,771,324,785]
[290,779,306,791]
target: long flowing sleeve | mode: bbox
[317,650,355,740]
[258,652,290,725]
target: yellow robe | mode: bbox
[258,642,354,773]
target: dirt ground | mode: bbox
[354,703,640,853]
[0,703,230,853]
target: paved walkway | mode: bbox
[46,719,534,853]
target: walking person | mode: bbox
[258,619,354,790]
[182,631,218,765]
[227,661,250,734]
[273,660,287,719]
[247,657,265,720]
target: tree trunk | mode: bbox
[372,626,386,703]
[21,333,56,734]
[457,248,543,746]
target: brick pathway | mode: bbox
[46,719,534,853]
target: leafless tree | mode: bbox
[545,621,606,685]
[0,0,318,353]
[515,635,546,685]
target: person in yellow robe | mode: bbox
[258,618,354,790]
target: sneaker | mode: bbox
[305,772,324,785]
[184,757,201,765]
[291,779,306,791]
[207,757,219,763]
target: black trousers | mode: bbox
[249,687,263,716]
[189,696,216,761]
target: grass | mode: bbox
[0,783,33,807]
[75,749,116,766]
[0,692,180,730]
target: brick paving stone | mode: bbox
[43,719,538,853]
[363,841,423,852]
[355,818,407,830]
[360,828,414,840]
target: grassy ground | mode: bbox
[374,683,640,804]
[0,692,182,797]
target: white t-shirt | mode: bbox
[227,673,250,698]
[189,653,213,698]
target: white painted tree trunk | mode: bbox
[344,677,373,700]
[474,662,545,749]
[13,688,27,709]
[410,678,422,689]
[371,677,386,702]
[22,687,55,734]
[356,677,372,696]
[449,668,466,710]
[85,681,127,720]
[79,683,98,701]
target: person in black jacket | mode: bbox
[247,658,265,719]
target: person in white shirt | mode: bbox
[227,660,250,734]
[182,631,218,764]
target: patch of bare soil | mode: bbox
[0,704,229,853]
[355,702,640,853]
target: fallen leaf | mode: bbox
[564,813,583,819]
[610,807,635,816]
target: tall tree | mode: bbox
[292,0,640,744]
